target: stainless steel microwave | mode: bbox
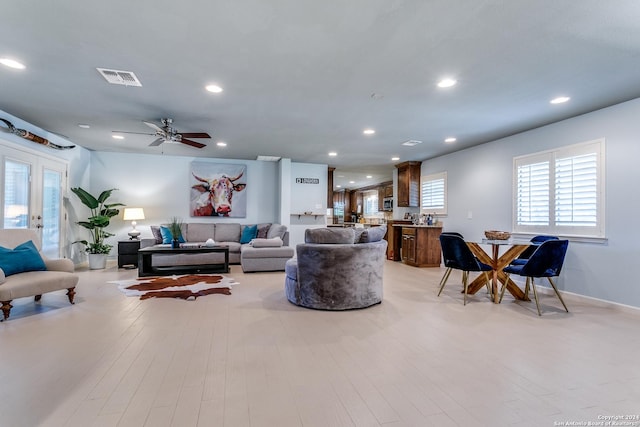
[383,197,393,211]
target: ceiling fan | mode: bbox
[113,118,210,148]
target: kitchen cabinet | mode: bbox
[397,225,442,267]
[396,161,421,207]
[386,220,412,260]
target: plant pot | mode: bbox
[88,253,107,270]
[171,239,180,249]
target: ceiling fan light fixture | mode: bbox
[363,129,375,135]
[216,141,227,147]
[112,134,124,140]
[205,84,223,93]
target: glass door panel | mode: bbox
[3,159,31,229]
[41,168,62,258]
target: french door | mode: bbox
[1,142,68,258]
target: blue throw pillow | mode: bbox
[160,226,185,244]
[0,240,47,276]
[240,224,258,244]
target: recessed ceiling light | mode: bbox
[437,78,457,88]
[336,185,342,188]
[216,141,227,147]
[444,137,457,143]
[349,181,355,184]
[550,96,570,104]
[391,157,400,161]
[78,124,90,129]
[328,152,337,156]
[366,175,372,179]
[205,84,223,93]
[112,135,124,140]
[363,129,375,135]
[0,58,26,69]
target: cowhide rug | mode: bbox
[109,274,238,300]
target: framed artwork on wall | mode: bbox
[190,162,247,217]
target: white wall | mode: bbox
[422,98,640,308]
[89,152,282,246]
[288,162,328,246]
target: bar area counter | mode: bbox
[391,224,442,267]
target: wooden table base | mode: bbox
[466,242,530,303]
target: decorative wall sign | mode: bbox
[0,118,76,150]
[190,162,247,217]
[296,178,320,184]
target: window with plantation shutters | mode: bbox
[421,172,447,215]
[513,139,604,237]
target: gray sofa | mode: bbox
[285,226,387,310]
[140,222,294,273]
[0,229,78,321]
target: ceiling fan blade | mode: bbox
[149,138,164,146]
[180,132,211,139]
[181,138,206,148]
[113,130,155,136]
[143,121,164,132]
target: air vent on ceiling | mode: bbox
[402,140,423,146]
[257,155,282,161]
[96,68,142,87]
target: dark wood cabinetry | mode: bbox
[397,225,442,267]
[396,161,421,207]
[118,240,140,268]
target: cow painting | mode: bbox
[190,163,247,217]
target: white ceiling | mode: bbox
[2,1,640,190]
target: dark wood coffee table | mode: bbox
[138,245,230,277]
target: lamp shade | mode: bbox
[123,208,145,221]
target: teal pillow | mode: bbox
[160,226,185,244]
[240,224,258,244]
[0,240,47,276]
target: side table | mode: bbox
[118,240,140,268]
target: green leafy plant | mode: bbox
[168,216,184,241]
[71,187,124,254]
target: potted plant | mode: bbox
[168,216,184,248]
[71,187,124,269]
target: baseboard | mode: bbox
[531,283,640,314]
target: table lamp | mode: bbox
[123,207,145,240]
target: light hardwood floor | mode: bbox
[1,260,639,427]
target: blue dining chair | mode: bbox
[510,235,559,265]
[438,234,492,305]
[500,239,569,315]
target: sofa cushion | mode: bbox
[0,240,47,276]
[256,223,271,239]
[215,223,241,242]
[186,223,215,242]
[267,224,287,240]
[240,224,258,244]
[160,226,185,244]
[305,227,355,244]
[150,226,163,244]
[358,225,387,243]
[251,237,283,248]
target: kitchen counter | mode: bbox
[391,224,443,228]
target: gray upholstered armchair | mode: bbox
[285,226,387,310]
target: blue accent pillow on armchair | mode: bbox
[160,226,185,244]
[240,224,258,244]
[0,240,47,276]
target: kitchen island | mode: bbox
[391,224,442,267]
